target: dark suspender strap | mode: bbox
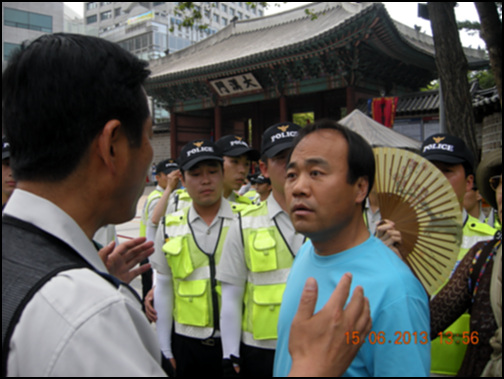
[2,262,86,377]
[186,208,224,335]
[1,215,140,376]
[273,217,296,259]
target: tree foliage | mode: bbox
[170,2,269,32]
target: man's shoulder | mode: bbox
[40,268,139,317]
[8,267,161,376]
[465,214,498,236]
[239,200,266,216]
[360,237,425,291]
[164,208,187,226]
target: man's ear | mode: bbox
[355,177,369,205]
[97,120,122,174]
[180,170,187,188]
[259,159,269,178]
[465,174,475,194]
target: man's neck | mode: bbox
[223,186,233,199]
[193,197,222,226]
[272,189,288,213]
[2,192,9,208]
[16,180,102,240]
[312,216,370,256]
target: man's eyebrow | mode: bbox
[286,161,298,171]
[304,157,330,167]
[286,157,330,171]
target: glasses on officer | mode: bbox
[489,175,502,192]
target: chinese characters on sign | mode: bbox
[210,73,262,96]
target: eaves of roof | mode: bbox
[146,2,458,88]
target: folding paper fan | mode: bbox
[373,147,463,295]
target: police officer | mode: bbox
[250,174,271,203]
[150,140,238,377]
[217,122,306,376]
[421,133,498,376]
[139,159,180,242]
[139,159,179,310]
[151,136,260,227]
[215,134,260,208]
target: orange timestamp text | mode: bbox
[345,331,479,345]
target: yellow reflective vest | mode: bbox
[139,188,163,237]
[239,202,299,348]
[162,206,236,339]
[431,214,498,376]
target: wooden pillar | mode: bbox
[251,102,262,153]
[346,86,356,113]
[170,109,177,157]
[214,105,222,141]
[279,95,288,122]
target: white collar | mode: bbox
[188,198,235,225]
[266,192,287,219]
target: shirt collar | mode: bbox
[188,198,235,225]
[3,189,108,272]
[266,192,287,219]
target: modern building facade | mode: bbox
[83,2,265,162]
[2,3,64,70]
[84,2,265,61]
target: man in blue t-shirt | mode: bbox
[274,120,430,377]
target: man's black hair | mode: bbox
[2,33,151,182]
[288,119,375,207]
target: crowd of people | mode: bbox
[2,33,502,377]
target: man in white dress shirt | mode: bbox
[2,33,166,376]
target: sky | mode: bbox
[64,2,486,49]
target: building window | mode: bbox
[222,17,228,26]
[230,8,235,16]
[237,11,243,20]
[4,7,52,33]
[114,8,121,17]
[221,4,227,13]
[87,2,99,11]
[213,14,219,23]
[86,14,98,24]
[100,10,112,21]
[4,42,21,61]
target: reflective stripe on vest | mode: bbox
[240,202,295,349]
[163,207,233,339]
[430,214,497,375]
[139,189,163,237]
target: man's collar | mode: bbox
[189,198,235,224]
[266,192,286,219]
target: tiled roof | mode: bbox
[148,2,487,84]
[396,90,440,116]
[472,87,500,108]
[357,85,499,117]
